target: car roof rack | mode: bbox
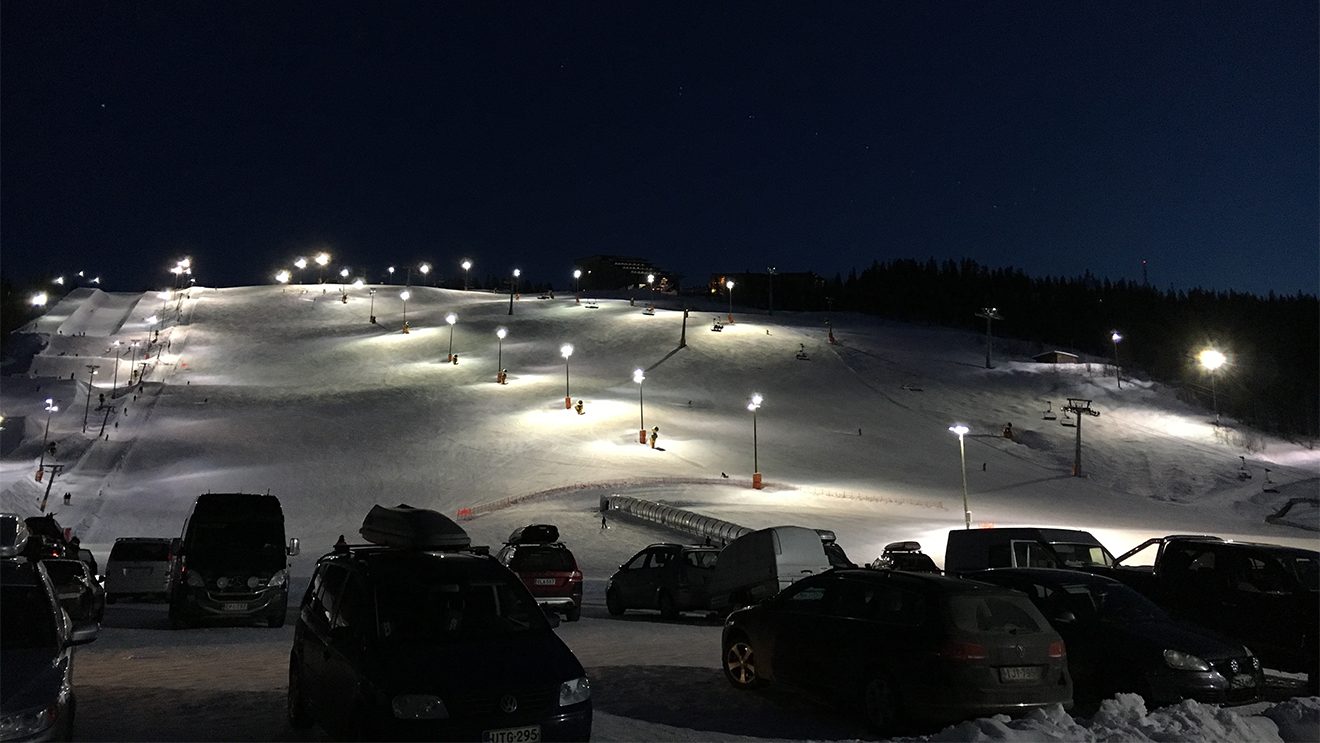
[507,524,560,545]
[882,540,923,553]
[359,504,471,551]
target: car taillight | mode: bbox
[569,571,583,583]
[940,640,988,661]
[1048,640,1066,659]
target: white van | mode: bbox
[105,537,176,602]
[708,526,832,612]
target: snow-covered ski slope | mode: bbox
[2,284,1316,573]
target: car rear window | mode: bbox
[110,541,171,561]
[509,547,575,572]
[947,594,1044,634]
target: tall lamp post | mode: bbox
[294,257,307,283]
[573,269,582,304]
[82,364,100,433]
[400,290,412,333]
[1110,331,1123,389]
[726,279,736,324]
[368,288,377,324]
[975,307,1002,369]
[561,344,574,409]
[495,327,507,382]
[767,266,777,315]
[445,313,458,362]
[38,398,57,471]
[419,262,431,287]
[461,259,472,291]
[108,341,123,398]
[949,424,971,528]
[315,252,330,283]
[275,269,291,293]
[508,269,521,315]
[634,369,647,443]
[1198,348,1226,425]
[748,393,763,489]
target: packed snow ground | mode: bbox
[2,284,1317,742]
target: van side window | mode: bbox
[1011,541,1057,568]
[315,564,348,625]
[1233,553,1288,593]
[334,570,371,632]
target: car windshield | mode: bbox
[947,594,1043,635]
[509,547,574,572]
[1,585,59,650]
[374,560,544,642]
[187,522,285,569]
[1049,542,1113,568]
[1056,582,1166,623]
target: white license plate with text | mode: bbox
[534,578,556,586]
[222,602,247,612]
[999,666,1042,682]
[482,724,540,743]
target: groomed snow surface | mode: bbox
[2,285,1316,742]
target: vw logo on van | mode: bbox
[499,694,518,713]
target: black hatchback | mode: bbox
[287,505,591,741]
[966,568,1263,708]
[721,569,1071,733]
[605,543,718,619]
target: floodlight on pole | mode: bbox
[508,268,521,315]
[748,393,763,488]
[726,279,736,324]
[461,259,472,291]
[315,252,330,283]
[1198,348,1227,425]
[974,307,1003,369]
[419,262,432,286]
[368,288,377,324]
[496,327,507,382]
[82,364,100,433]
[1110,331,1123,389]
[445,312,458,362]
[109,341,123,398]
[400,290,411,333]
[31,292,48,307]
[294,257,307,284]
[561,343,574,409]
[646,273,655,289]
[275,270,291,293]
[634,369,647,443]
[573,269,582,304]
[387,266,395,283]
[38,399,58,472]
[54,276,65,286]
[949,424,971,528]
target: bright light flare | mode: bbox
[45,398,58,413]
[315,253,330,267]
[1111,331,1123,343]
[573,269,581,279]
[726,279,735,290]
[340,268,350,279]
[461,259,472,271]
[560,343,573,359]
[633,369,645,384]
[748,392,762,411]
[1198,349,1226,371]
[419,263,431,275]
[352,278,364,288]
[54,276,65,285]
[30,292,48,307]
[496,327,507,340]
[446,313,457,326]
[399,290,411,302]
[949,424,970,437]
[275,270,291,284]
[513,268,521,278]
[294,257,308,270]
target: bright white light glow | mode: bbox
[1198,349,1226,371]
[461,259,472,271]
[294,257,308,270]
[45,398,58,413]
[92,277,101,284]
[399,290,411,302]
[157,291,171,301]
[634,369,645,384]
[496,327,507,340]
[275,270,291,284]
[31,292,47,307]
[513,268,521,278]
[340,268,349,279]
[54,276,65,285]
[560,343,573,359]
[419,263,431,275]
[145,315,158,324]
[748,392,762,411]
[647,274,655,284]
[446,313,457,326]
[573,269,582,279]
[949,424,970,437]
[352,279,364,288]
[315,253,330,267]
[1111,331,1123,343]
[726,279,735,290]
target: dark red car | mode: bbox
[496,525,584,621]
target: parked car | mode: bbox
[42,557,106,625]
[1096,535,1318,693]
[967,568,1262,707]
[708,526,832,612]
[721,568,1072,733]
[944,527,1116,574]
[870,540,941,573]
[1,519,99,742]
[496,524,584,621]
[20,515,74,560]
[77,548,99,579]
[606,543,719,618]
[105,537,176,603]
[288,504,592,741]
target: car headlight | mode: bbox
[267,569,287,588]
[186,571,206,587]
[216,576,230,589]
[559,676,591,706]
[392,694,448,719]
[1163,649,1212,671]
[0,703,59,739]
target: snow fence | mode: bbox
[599,494,752,547]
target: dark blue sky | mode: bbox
[2,2,1315,296]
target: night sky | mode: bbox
[2,2,1315,296]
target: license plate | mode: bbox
[1231,673,1257,688]
[222,602,247,612]
[482,724,540,743]
[534,578,556,586]
[999,666,1042,682]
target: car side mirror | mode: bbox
[543,607,561,628]
[287,538,300,557]
[1051,610,1077,625]
[69,621,99,646]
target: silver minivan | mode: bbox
[105,537,176,602]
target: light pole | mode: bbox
[387,266,395,284]
[1198,349,1226,425]
[294,257,307,283]
[31,292,48,308]
[462,259,472,291]
[634,369,647,443]
[315,252,330,283]
[128,340,141,386]
[726,279,736,324]
[109,341,123,398]
[445,313,458,362]
[339,268,350,293]
[975,307,1002,369]
[419,262,431,287]
[400,290,412,333]
[275,269,291,293]
[496,327,507,382]
[748,393,763,489]
[39,399,57,471]
[82,364,100,433]
[559,345,575,409]
[1111,331,1123,389]
[647,273,655,291]
[767,266,777,315]
[949,424,971,528]
[508,268,521,315]
[368,289,377,324]
[573,268,582,304]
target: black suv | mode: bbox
[287,505,592,741]
[605,543,718,618]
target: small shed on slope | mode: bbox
[1032,350,1080,364]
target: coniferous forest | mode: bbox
[823,259,1318,441]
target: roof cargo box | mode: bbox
[507,524,559,545]
[360,504,470,550]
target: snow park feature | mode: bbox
[0,284,1316,741]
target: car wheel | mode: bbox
[566,605,581,622]
[606,588,625,616]
[862,674,900,733]
[658,591,678,619]
[723,635,761,689]
[287,660,313,729]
